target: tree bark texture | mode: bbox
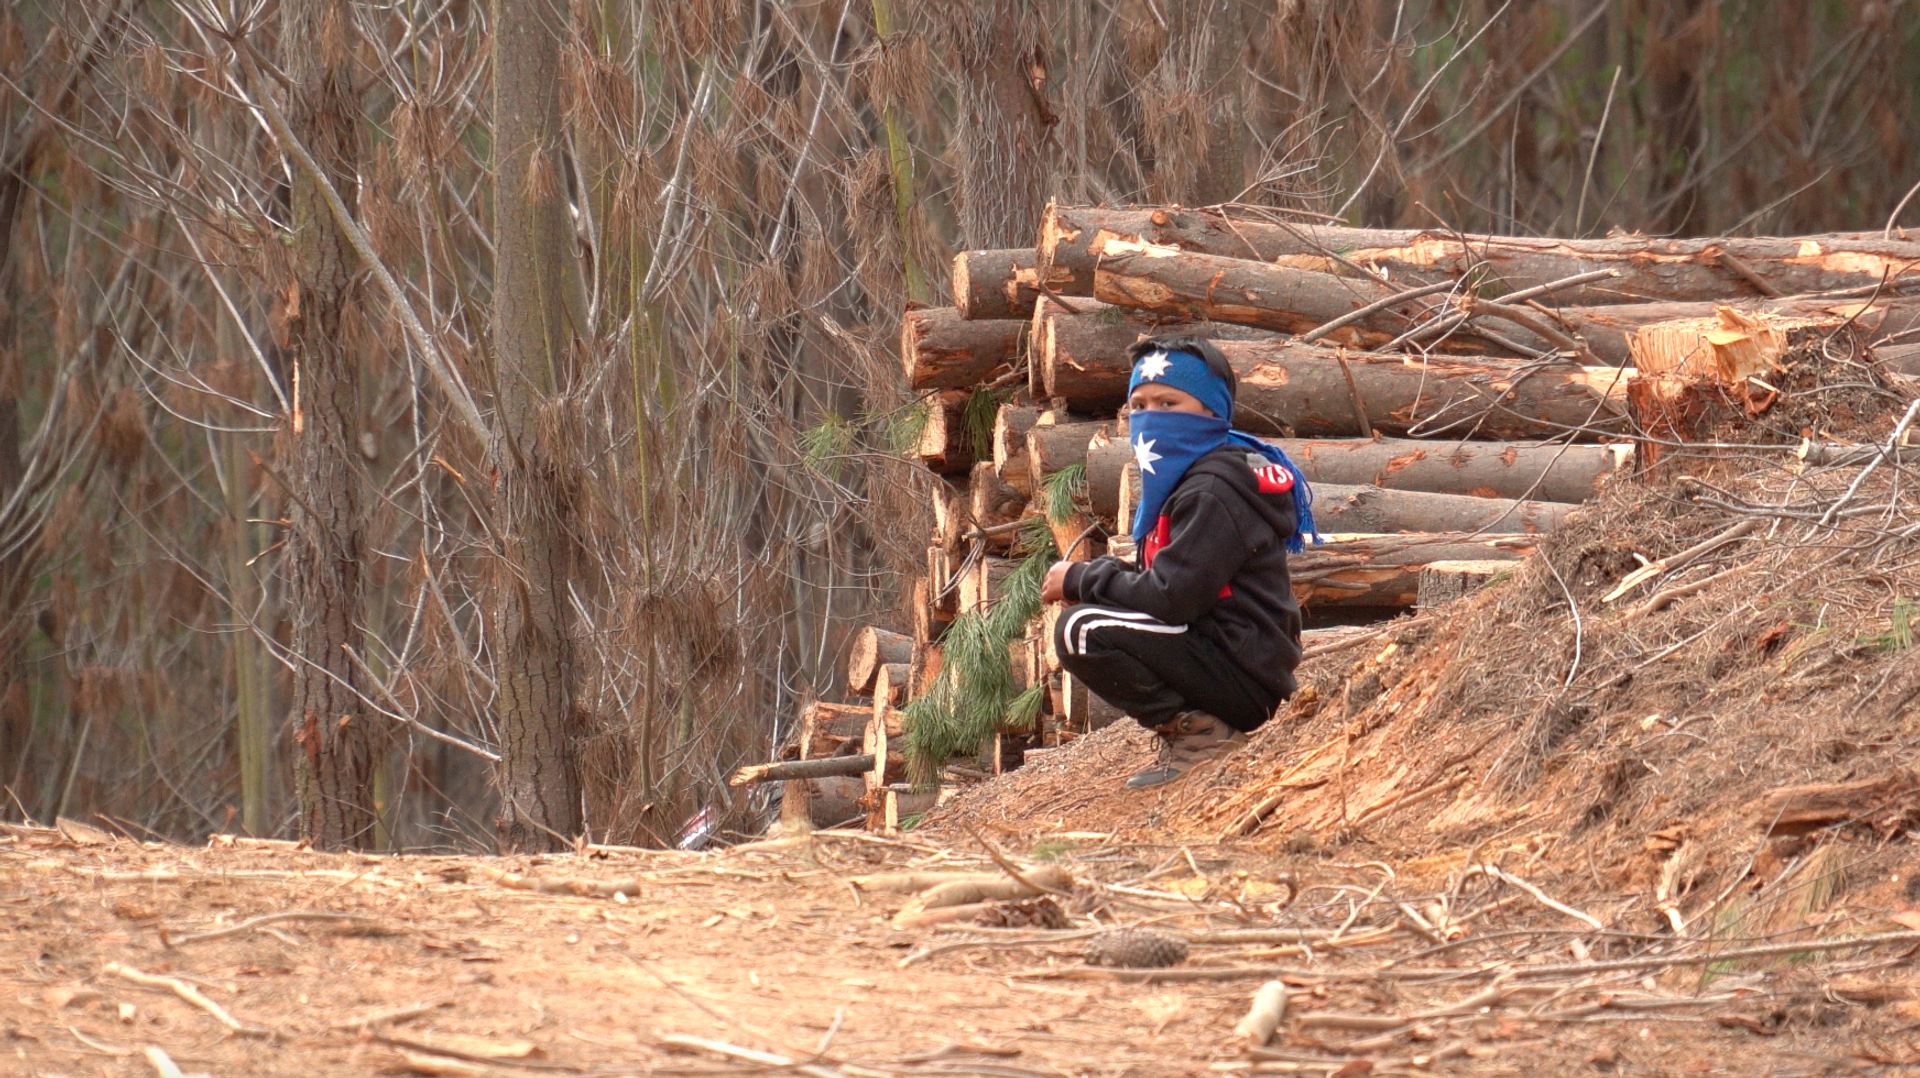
[846,627,911,695]
[1305,483,1571,536]
[953,248,1073,320]
[1039,205,1920,305]
[942,0,1052,247]
[1272,438,1631,504]
[1221,342,1629,441]
[902,307,1025,390]
[990,402,1041,494]
[1036,299,1280,411]
[282,0,376,850]
[916,388,977,474]
[490,0,587,851]
[1290,535,1536,608]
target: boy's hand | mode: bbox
[1041,561,1072,604]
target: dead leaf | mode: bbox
[1330,1062,1373,1078]
[1888,909,1920,931]
[43,987,101,1009]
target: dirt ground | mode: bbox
[4,819,1918,1078]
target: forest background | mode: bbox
[0,0,1915,852]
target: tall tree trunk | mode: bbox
[282,0,376,849]
[1643,0,1712,236]
[1155,0,1244,205]
[943,0,1052,248]
[490,0,586,851]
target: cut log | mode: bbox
[969,461,1028,550]
[1084,429,1133,524]
[902,307,1025,391]
[917,389,977,475]
[1273,438,1632,504]
[912,576,952,646]
[1075,242,1455,347]
[1038,204,1920,306]
[1222,342,1631,440]
[991,403,1043,495]
[931,477,971,555]
[873,662,911,708]
[1416,559,1519,608]
[953,249,1074,321]
[1032,337,1631,440]
[798,701,870,760]
[847,628,913,696]
[1754,770,1920,835]
[1290,534,1536,608]
[1026,420,1112,492]
[731,754,878,786]
[1308,483,1572,535]
[862,714,908,794]
[960,556,1020,615]
[1036,299,1282,411]
[1062,670,1126,734]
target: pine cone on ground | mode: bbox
[1083,928,1189,968]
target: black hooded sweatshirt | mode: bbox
[1060,445,1305,704]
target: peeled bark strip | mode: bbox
[1274,438,1632,504]
[903,307,1026,391]
[1218,341,1631,441]
[1037,300,1280,410]
[1309,483,1572,535]
[918,389,977,475]
[847,627,912,695]
[1039,204,1920,305]
[953,249,1073,320]
[931,477,971,553]
[1290,535,1536,608]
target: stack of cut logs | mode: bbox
[734,204,1920,831]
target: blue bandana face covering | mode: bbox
[1128,347,1317,551]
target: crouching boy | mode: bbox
[1039,335,1314,789]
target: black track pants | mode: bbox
[1053,604,1281,732]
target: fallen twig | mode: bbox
[471,864,644,900]
[142,1046,202,1078]
[165,910,396,947]
[1471,865,1605,931]
[371,1031,582,1072]
[658,1033,851,1078]
[102,962,270,1038]
[327,1000,454,1031]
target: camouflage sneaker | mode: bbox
[1124,710,1248,789]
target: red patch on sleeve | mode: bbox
[1255,464,1295,494]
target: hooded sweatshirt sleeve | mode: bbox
[1061,479,1251,625]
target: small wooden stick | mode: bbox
[1232,981,1290,1047]
[1473,866,1605,931]
[471,863,643,899]
[103,962,269,1038]
[142,1047,196,1078]
[166,910,394,947]
[966,825,1073,898]
[658,1033,848,1078]
[327,1000,453,1031]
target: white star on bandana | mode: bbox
[1133,435,1162,475]
[1135,350,1173,381]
